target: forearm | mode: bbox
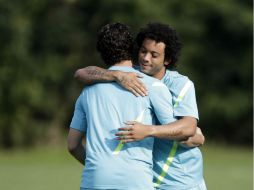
[75,66,147,96]
[149,117,197,140]
[74,66,119,85]
[68,143,86,165]
[180,134,205,147]
[179,127,205,147]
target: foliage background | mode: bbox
[0,0,252,189]
[0,0,252,148]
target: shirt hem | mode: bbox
[155,179,205,190]
[81,185,153,190]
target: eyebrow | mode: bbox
[141,46,161,56]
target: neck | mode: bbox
[114,60,133,67]
[153,67,166,80]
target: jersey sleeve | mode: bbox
[149,81,175,125]
[69,92,87,132]
[173,81,199,120]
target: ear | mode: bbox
[164,59,171,66]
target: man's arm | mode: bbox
[67,128,86,165]
[179,127,205,147]
[74,66,119,85]
[116,116,197,143]
[116,82,198,143]
[75,66,147,96]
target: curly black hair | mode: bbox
[135,22,182,69]
[96,23,134,66]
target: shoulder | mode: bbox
[143,77,171,101]
[164,70,195,91]
[141,74,168,90]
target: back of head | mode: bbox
[135,22,182,69]
[96,23,134,66]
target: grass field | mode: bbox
[0,143,252,190]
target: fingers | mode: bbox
[115,131,132,136]
[137,74,144,78]
[116,134,135,143]
[127,84,147,97]
[121,73,148,97]
[123,121,137,125]
[134,85,148,97]
[121,139,135,143]
[133,79,148,97]
[129,88,142,97]
[134,74,147,93]
[118,126,133,131]
[116,134,133,140]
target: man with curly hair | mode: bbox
[68,23,180,190]
[75,22,207,190]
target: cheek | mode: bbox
[151,60,161,67]
[153,57,164,65]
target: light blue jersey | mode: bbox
[70,66,175,190]
[153,70,206,190]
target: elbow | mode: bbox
[182,119,197,138]
[196,126,205,146]
[74,69,83,79]
[200,134,205,146]
[67,144,75,154]
[67,141,79,154]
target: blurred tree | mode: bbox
[167,0,253,144]
[0,0,252,148]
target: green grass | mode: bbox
[201,143,253,190]
[0,145,82,190]
[0,143,252,190]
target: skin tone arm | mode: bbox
[67,128,86,165]
[75,67,205,146]
[179,127,205,147]
[75,66,148,97]
[116,116,205,146]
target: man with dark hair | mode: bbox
[68,23,181,190]
[75,22,207,190]
[135,22,181,71]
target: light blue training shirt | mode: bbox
[153,70,205,190]
[70,66,175,190]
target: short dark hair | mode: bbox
[136,22,182,69]
[96,23,134,66]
